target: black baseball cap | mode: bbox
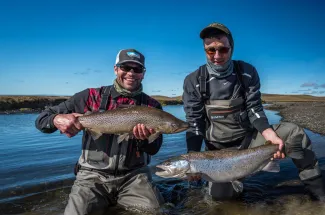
[115,49,145,67]
[199,22,234,49]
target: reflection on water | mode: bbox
[1,105,325,215]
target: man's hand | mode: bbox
[262,128,285,159]
[53,113,84,138]
[133,123,156,140]
[187,173,202,181]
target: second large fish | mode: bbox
[155,142,280,192]
[78,105,189,143]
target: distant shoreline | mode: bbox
[0,95,184,114]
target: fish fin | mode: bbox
[148,132,161,143]
[200,174,217,182]
[186,173,203,180]
[231,180,244,193]
[84,111,93,116]
[262,160,280,172]
[264,140,273,145]
[117,133,130,144]
[86,128,102,140]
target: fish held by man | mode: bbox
[155,141,280,192]
[77,105,190,143]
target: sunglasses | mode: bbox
[205,46,231,55]
[117,64,145,74]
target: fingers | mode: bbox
[54,113,83,138]
[273,152,286,159]
[72,113,83,117]
[133,124,151,140]
[187,174,201,181]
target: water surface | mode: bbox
[1,105,325,215]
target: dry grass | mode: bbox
[1,94,325,111]
[261,94,325,102]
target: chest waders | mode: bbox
[75,86,149,176]
[199,61,254,149]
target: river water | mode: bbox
[1,105,325,215]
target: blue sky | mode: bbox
[1,0,324,97]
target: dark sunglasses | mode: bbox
[117,64,145,74]
[205,46,230,55]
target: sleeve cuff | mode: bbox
[49,114,59,129]
[252,118,271,133]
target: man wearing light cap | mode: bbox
[35,48,165,214]
[182,22,325,201]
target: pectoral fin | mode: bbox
[117,133,131,144]
[262,161,280,172]
[84,111,93,116]
[86,128,103,140]
[200,173,217,182]
[231,180,244,193]
[148,132,161,143]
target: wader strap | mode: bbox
[238,130,256,150]
[199,65,208,100]
[99,86,112,112]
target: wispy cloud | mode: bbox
[320,84,325,88]
[300,82,318,87]
[74,71,89,75]
[74,68,103,75]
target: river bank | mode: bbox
[264,101,325,136]
[1,95,325,136]
[0,95,183,114]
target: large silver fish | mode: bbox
[78,105,189,143]
[155,142,280,192]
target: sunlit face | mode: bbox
[203,35,232,66]
[114,62,145,91]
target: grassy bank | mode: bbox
[1,94,325,113]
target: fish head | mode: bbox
[155,156,190,179]
[160,120,189,134]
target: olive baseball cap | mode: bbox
[199,22,234,49]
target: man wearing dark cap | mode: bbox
[182,22,325,201]
[35,49,165,214]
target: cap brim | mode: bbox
[200,26,229,39]
[116,60,144,67]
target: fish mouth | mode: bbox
[155,165,171,177]
[174,122,190,133]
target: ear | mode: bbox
[114,66,118,75]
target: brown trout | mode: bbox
[78,105,189,143]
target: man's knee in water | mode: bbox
[276,122,312,159]
[208,182,242,200]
